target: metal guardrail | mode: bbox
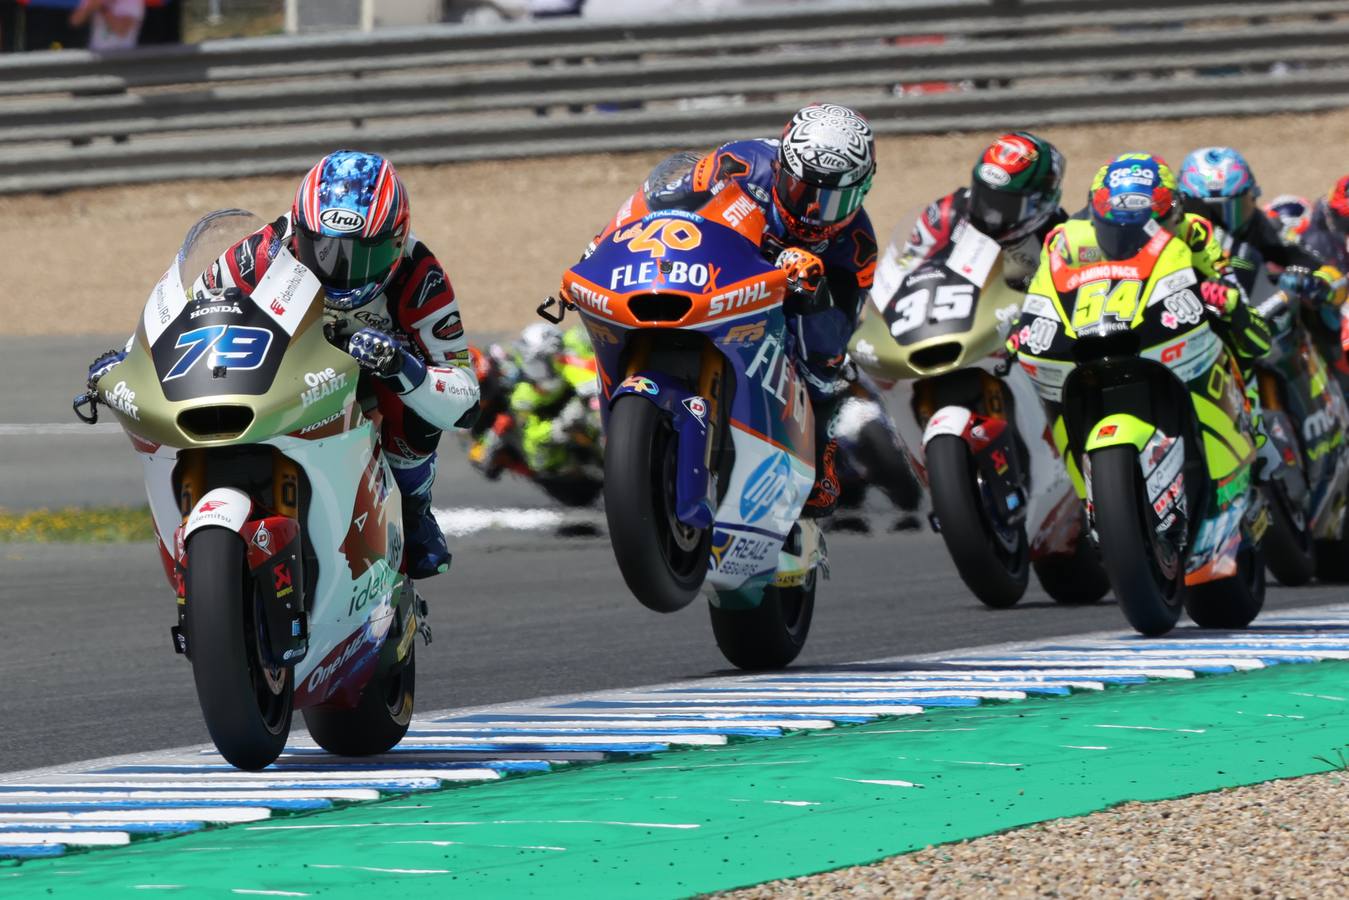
[0,0,1345,194]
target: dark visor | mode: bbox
[774,168,869,227]
[968,182,1034,240]
[1094,217,1152,261]
[295,226,404,292]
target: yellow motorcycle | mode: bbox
[1010,219,1267,636]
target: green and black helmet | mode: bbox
[968,132,1065,244]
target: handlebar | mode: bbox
[537,295,573,325]
[73,389,100,424]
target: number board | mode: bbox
[883,271,980,346]
[151,298,288,401]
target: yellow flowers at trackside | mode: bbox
[0,506,155,543]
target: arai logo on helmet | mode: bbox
[977,163,1011,187]
[319,208,367,233]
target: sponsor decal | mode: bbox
[189,303,243,319]
[1096,424,1118,439]
[1215,467,1251,509]
[610,261,658,290]
[1161,339,1187,364]
[619,375,659,396]
[347,562,395,616]
[744,333,810,429]
[711,531,779,577]
[721,193,760,228]
[977,162,1011,187]
[1078,245,1102,263]
[683,396,708,422]
[412,268,447,309]
[431,311,463,341]
[353,309,393,330]
[570,282,613,314]
[274,563,294,598]
[722,321,766,344]
[319,207,366,233]
[253,522,273,554]
[744,182,770,204]
[1058,263,1142,293]
[305,630,369,696]
[102,380,140,421]
[852,337,878,365]
[708,279,772,316]
[298,410,342,435]
[300,367,347,407]
[1021,293,1057,319]
[198,500,226,513]
[1023,316,1057,354]
[267,265,309,319]
[1162,288,1204,326]
[740,451,793,523]
[588,323,620,345]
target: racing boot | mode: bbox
[1246,382,1282,485]
[390,455,452,580]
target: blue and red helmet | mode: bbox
[292,150,410,310]
[1177,146,1260,236]
[1089,154,1175,260]
[1263,193,1312,246]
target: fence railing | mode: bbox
[1,0,1344,194]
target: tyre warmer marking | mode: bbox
[4,605,1349,859]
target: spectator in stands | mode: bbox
[70,0,143,51]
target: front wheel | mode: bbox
[604,395,710,613]
[1090,446,1184,636]
[708,573,816,670]
[1032,525,1111,605]
[186,527,292,770]
[1184,540,1266,629]
[302,645,415,757]
[925,434,1029,609]
[1261,479,1315,586]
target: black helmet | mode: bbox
[968,132,1064,244]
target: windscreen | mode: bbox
[176,208,266,300]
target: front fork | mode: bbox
[168,450,309,667]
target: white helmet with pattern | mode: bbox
[774,103,876,243]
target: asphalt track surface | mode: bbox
[3,336,1348,775]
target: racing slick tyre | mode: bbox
[1032,529,1111,605]
[303,645,415,757]
[708,572,816,670]
[1314,529,1349,582]
[538,476,604,508]
[185,527,292,771]
[1183,540,1266,629]
[854,420,922,511]
[605,395,710,613]
[1090,446,1184,636]
[1261,480,1315,586]
[925,434,1029,609]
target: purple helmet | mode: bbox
[1177,146,1260,235]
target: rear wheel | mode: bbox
[1033,526,1111,605]
[1090,446,1184,636]
[926,434,1029,609]
[708,573,816,670]
[1184,540,1266,629]
[303,645,415,757]
[186,527,292,771]
[1315,529,1349,582]
[1262,478,1315,586]
[854,420,921,511]
[604,396,710,613]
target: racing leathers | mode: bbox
[894,187,1068,293]
[511,345,600,477]
[210,214,480,579]
[598,139,880,516]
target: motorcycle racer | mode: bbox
[1263,194,1313,249]
[593,103,879,517]
[508,323,601,478]
[1177,147,1344,320]
[89,150,480,581]
[892,131,1067,294]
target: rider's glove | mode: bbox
[1200,280,1241,317]
[776,248,831,315]
[348,327,426,394]
[1278,265,1329,305]
[87,348,126,389]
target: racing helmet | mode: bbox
[773,104,876,244]
[516,323,564,391]
[1177,146,1260,236]
[968,132,1065,244]
[1263,193,1312,246]
[1326,175,1349,238]
[292,150,410,311]
[1089,154,1175,260]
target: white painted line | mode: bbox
[0,423,122,436]
[0,808,272,824]
[432,507,605,537]
[638,689,1030,701]
[422,719,831,731]
[743,678,1106,691]
[293,734,728,748]
[22,778,443,790]
[0,789,380,802]
[552,704,924,716]
[0,831,129,846]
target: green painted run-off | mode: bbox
[7,662,1349,898]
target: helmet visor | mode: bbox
[1188,192,1257,234]
[774,168,870,229]
[969,182,1040,241]
[295,226,404,292]
[1094,217,1153,261]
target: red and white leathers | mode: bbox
[206,214,480,483]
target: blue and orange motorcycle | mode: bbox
[540,183,826,669]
